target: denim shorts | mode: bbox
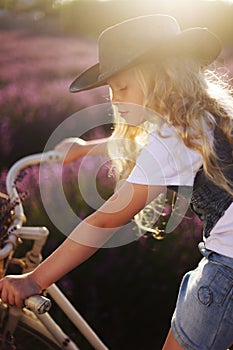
[171,242,233,350]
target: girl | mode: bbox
[0,14,233,350]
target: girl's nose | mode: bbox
[111,90,124,104]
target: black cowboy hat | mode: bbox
[69,14,222,93]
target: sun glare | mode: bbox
[205,0,233,2]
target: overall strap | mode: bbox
[191,126,233,238]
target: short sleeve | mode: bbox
[127,126,202,186]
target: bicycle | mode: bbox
[0,151,109,350]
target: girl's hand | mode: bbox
[55,137,87,164]
[0,272,42,308]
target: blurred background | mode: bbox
[0,0,233,349]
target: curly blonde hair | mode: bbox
[108,57,233,195]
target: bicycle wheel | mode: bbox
[0,307,61,350]
[12,320,61,350]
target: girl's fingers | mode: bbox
[7,291,15,307]
[14,292,24,308]
[0,285,9,304]
[0,277,20,307]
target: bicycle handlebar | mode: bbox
[0,151,63,259]
[6,150,62,196]
[0,151,62,314]
[25,294,52,314]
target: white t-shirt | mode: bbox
[127,125,233,258]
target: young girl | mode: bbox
[0,14,233,350]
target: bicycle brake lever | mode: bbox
[24,295,51,314]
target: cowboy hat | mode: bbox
[69,14,222,93]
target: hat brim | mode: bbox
[69,27,221,93]
[69,63,105,93]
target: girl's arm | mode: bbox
[0,181,165,307]
[55,137,110,164]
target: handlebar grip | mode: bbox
[24,295,51,314]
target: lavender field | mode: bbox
[1,26,233,350]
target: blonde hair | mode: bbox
[108,58,233,195]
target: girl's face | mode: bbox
[108,68,146,125]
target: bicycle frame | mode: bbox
[1,151,109,350]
